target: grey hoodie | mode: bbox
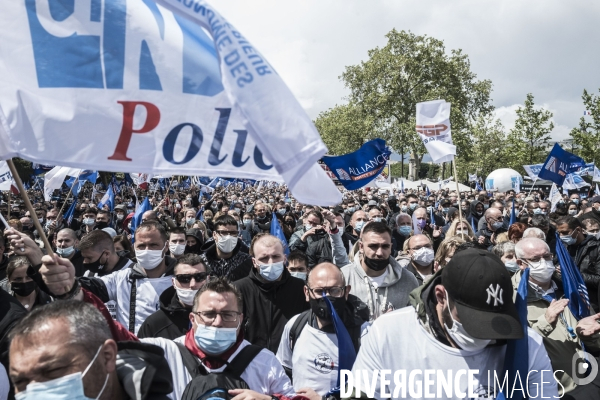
[341,255,419,321]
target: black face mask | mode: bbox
[116,250,130,259]
[309,295,347,321]
[12,281,36,297]
[85,252,107,274]
[363,254,389,271]
[96,221,109,230]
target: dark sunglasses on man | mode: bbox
[174,272,209,284]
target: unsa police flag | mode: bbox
[0,0,341,206]
[416,100,456,163]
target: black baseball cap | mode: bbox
[442,248,523,340]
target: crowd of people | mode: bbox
[1,181,600,399]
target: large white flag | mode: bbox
[43,166,82,201]
[549,183,562,212]
[416,100,456,163]
[0,0,340,206]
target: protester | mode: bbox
[340,221,419,320]
[287,250,309,280]
[199,215,253,281]
[168,226,187,260]
[235,234,308,353]
[78,230,134,277]
[351,248,559,398]
[38,221,176,334]
[141,278,296,400]
[276,262,369,395]
[9,300,173,399]
[492,241,519,274]
[514,238,600,396]
[138,254,209,340]
[289,210,333,268]
[6,256,52,311]
[434,235,466,268]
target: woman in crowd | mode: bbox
[6,256,52,311]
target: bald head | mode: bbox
[142,210,158,222]
[515,237,550,259]
[57,228,77,242]
[485,207,502,220]
[308,262,346,288]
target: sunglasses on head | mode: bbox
[175,272,208,284]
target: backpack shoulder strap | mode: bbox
[225,345,263,379]
[175,342,203,378]
[289,311,311,352]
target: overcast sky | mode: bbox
[217,0,599,146]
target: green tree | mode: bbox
[456,115,507,181]
[335,29,492,180]
[570,89,600,162]
[505,93,554,169]
[314,103,374,155]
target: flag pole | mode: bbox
[527,177,539,196]
[6,159,55,256]
[55,171,82,221]
[452,161,465,239]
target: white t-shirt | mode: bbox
[277,314,370,395]
[368,270,389,288]
[352,307,559,400]
[142,336,295,400]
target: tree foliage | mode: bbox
[315,29,493,179]
[456,115,507,180]
[570,89,600,162]
[505,93,554,168]
[314,103,374,155]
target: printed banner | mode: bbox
[0,0,340,205]
[415,100,456,163]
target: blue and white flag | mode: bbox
[556,232,591,320]
[475,181,483,191]
[63,199,78,227]
[131,197,152,243]
[538,144,586,186]
[321,139,391,191]
[574,163,596,177]
[468,173,478,182]
[522,163,544,180]
[563,174,590,190]
[270,212,290,256]
[0,0,340,206]
[98,185,115,211]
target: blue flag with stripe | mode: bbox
[270,212,289,256]
[497,267,530,400]
[323,296,357,398]
[556,232,591,320]
[538,144,586,186]
[131,197,151,244]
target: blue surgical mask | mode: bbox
[533,208,542,215]
[354,220,365,232]
[398,226,411,236]
[347,207,355,213]
[194,323,239,355]
[259,261,285,281]
[560,235,576,246]
[371,217,382,222]
[15,345,107,400]
[409,203,418,210]
[504,261,520,273]
[491,221,504,231]
[572,199,580,205]
[442,208,449,214]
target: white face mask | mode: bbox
[444,292,491,351]
[504,261,520,273]
[217,235,237,253]
[526,259,555,283]
[135,243,166,270]
[175,286,198,307]
[56,246,75,257]
[412,247,435,266]
[258,261,285,281]
[169,243,186,256]
[290,271,307,280]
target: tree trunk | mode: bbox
[408,151,421,181]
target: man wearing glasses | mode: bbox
[142,278,295,400]
[200,215,253,282]
[138,254,210,340]
[514,237,600,397]
[475,207,507,250]
[276,262,369,398]
[402,234,436,285]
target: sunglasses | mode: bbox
[175,272,208,284]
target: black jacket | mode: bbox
[0,288,27,399]
[200,239,253,282]
[117,341,174,400]
[234,268,309,353]
[289,229,333,269]
[0,254,9,282]
[578,208,600,225]
[573,235,600,309]
[138,286,191,340]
